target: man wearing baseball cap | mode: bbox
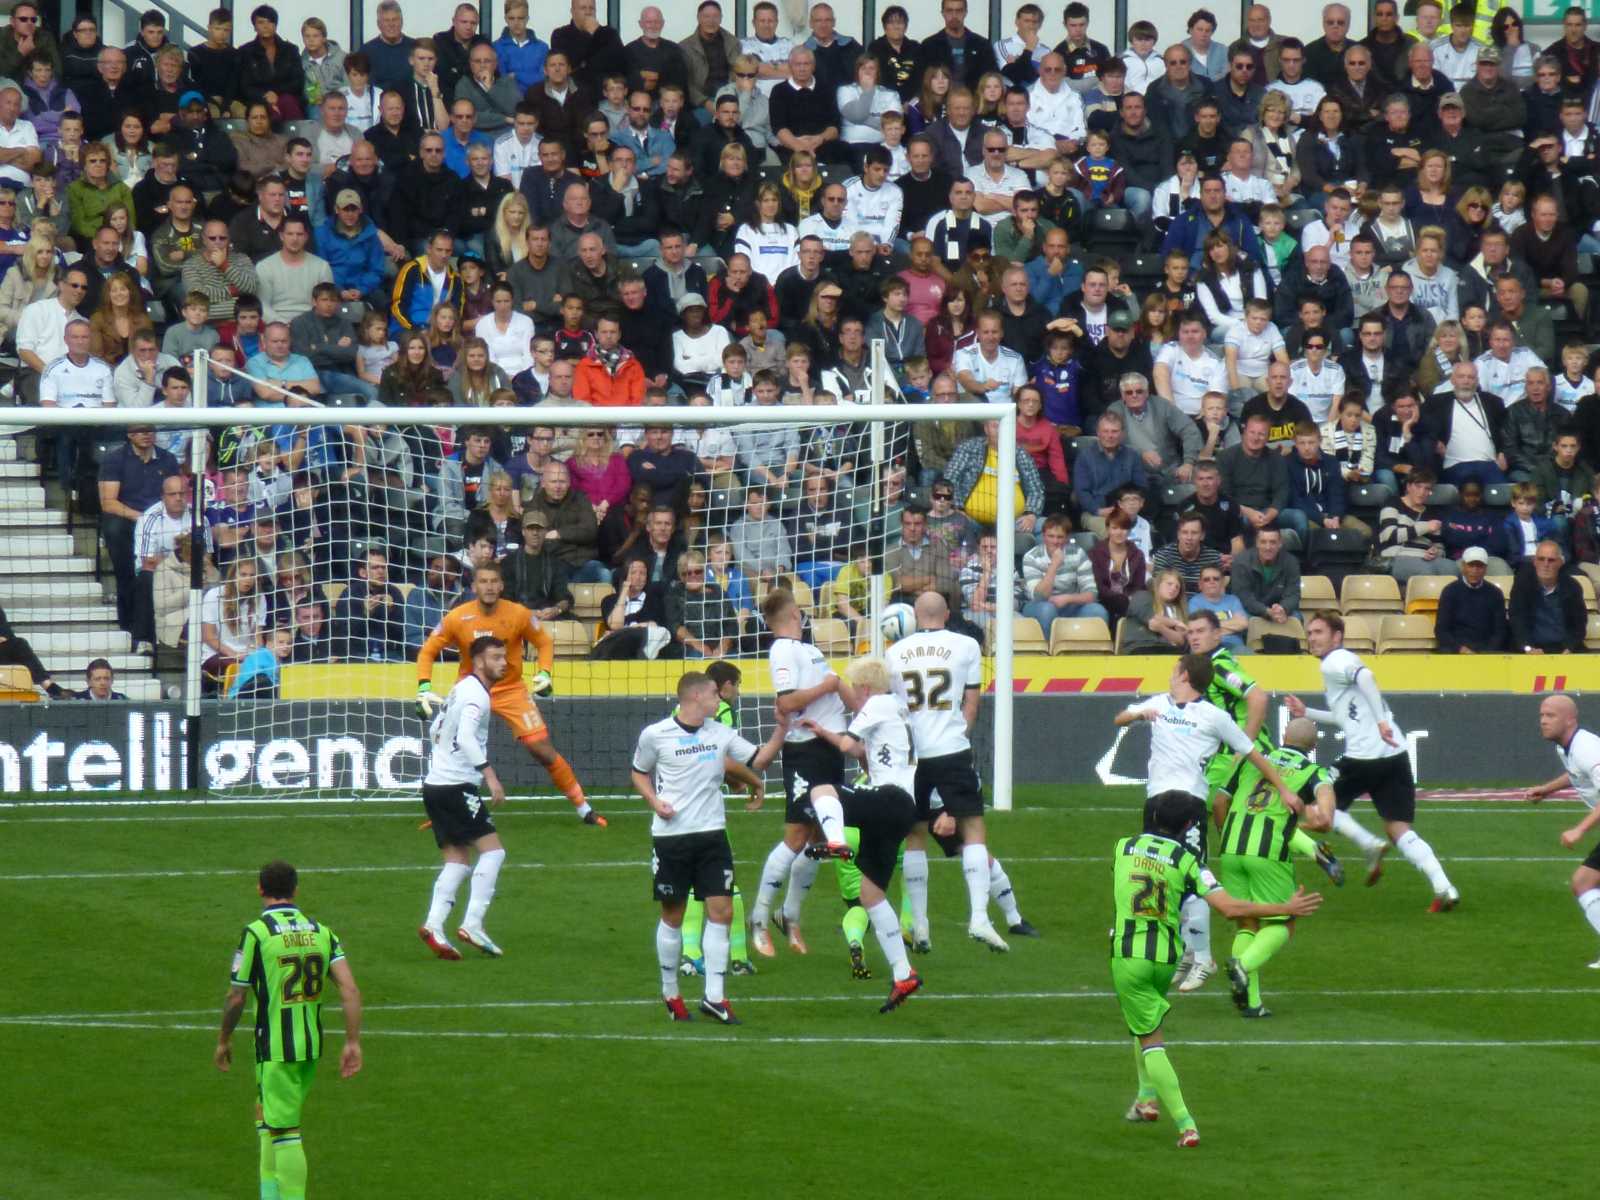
[1435,545,1510,653]
[315,188,388,314]
[172,90,240,196]
[1458,43,1526,167]
[500,510,576,620]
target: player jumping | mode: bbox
[1112,793,1322,1147]
[750,588,856,957]
[633,672,786,1024]
[416,560,603,825]
[1113,652,1305,993]
[1285,611,1459,911]
[1214,717,1336,1017]
[216,860,363,1200]
[1527,694,1600,966]
[418,635,512,959]
[800,657,925,1012]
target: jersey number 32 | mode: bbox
[901,669,953,711]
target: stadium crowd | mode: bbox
[9,0,1600,695]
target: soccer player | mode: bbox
[1286,611,1460,911]
[678,660,756,978]
[1113,652,1305,993]
[1184,610,1344,886]
[418,635,512,960]
[886,592,1016,952]
[749,588,856,957]
[216,860,363,1200]
[1526,694,1600,966]
[1112,792,1323,1146]
[633,671,786,1024]
[1214,717,1336,1017]
[800,656,924,1012]
[416,560,604,825]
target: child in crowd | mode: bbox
[900,355,933,404]
[1109,483,1153,557]
[1255,204,1298,289]
[1070,128,1123,208]
[1553,341,1594,413]
[47,111,85,193]
[740,307,786,374]
[553,296,594,361]
[707,343,752,406]
[1321,396,1376,484]
[1490,178,1526,236]
[1032,329,1084,432]
[357,311,399,388]
[230,296,264,361]
[340,53,377,131]
[1503,481,1557,569]
[881,110,910,177]
[163,291,221,365]
[1224,298,1287,407]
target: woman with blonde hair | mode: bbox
[448,336,510,407]
[1243,90,1301,198]
[725,52,773,152]
[1120,566,1190,653]
[486,192,530,279]
[1415,318,1472,395]
[568,427,632,519]
[778,148,823,224]
[973,70,1007,122]
[201,559,266,687]
[88,270,153,362]
[0,228,58,341]
[1451,185,1494,265]
[479,468,521,540]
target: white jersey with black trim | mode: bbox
[846,692,916,794]
[1126,692,1253,799]
[1557,727,1600,811]
[632,714,758,837]
[425,674,492,788]
[886,628,984,758]
[770,636,846,742]
[1319,646,1405,760]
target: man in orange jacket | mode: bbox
[573,314,646,406]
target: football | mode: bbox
[880,603,916,644]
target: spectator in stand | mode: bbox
[1510,539,1588,654]
[74,658,128,701]
[1107,370,1200,490]
[1020,513,1109,628]
[945,418,1045,551]
[1379,469,1459,583]
[1151,510,1223,592]
[1428,360,1509,488]
[1120,566,1190,653]
[99,421,179,637]
[0,3,60,82]
[499,510,575,619]
[527,459,607,583]
[115,329,179,407]
[1284,419,1366,542]
[1187,569,1250,653]
[0,601,68,698]
[129,472,189,653]
[1087,508,1147,627]
[1229,522,1301,629]
[1074,410,1148,528]
[254,214,333,326]
[1434,545,1509,652]
[1440,478,1513,574]
[403,553,461,654]
[886,506,957,610]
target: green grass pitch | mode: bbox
[2,785,1591,1198]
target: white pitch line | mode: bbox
[4,984,1594,1026]
[5,1017,1595,1051]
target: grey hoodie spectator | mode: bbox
[728,486,794,580]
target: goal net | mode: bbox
[10,350,1018,808]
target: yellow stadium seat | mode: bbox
[1578,573,1598,613]
[1487,575,1514,607]
[1376,613,1436,653]
[1340,574,1402,614]
[1339,614,1377,652]
[1246,617,1306,650]
[787,578,814,612]
[1010,617,1047,654]
[1588,615,1600,651]
[1403,575,1452,614]
[0,664,38,701]
[1049,617,1113,654]
[323,581,346,608]
[811,618,855,655]
[571,583,614,621]
[1300,575,1337,610]
[550,621,593,657]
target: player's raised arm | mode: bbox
[1283,694,1335,725]
[329,956,363,1078]
[776,672,840,714]
[524,612,554,695]
[415,612,455,717]
[1114,699,1157,727]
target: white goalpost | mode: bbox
[6,348,1018,810]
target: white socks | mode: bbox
[752,841,798,923]
[703,920,730,1003]
[463,848,504,930]
[783,853,819,923]
[868,899,912,982]
[813,792,845,845]
[1579,889,1600,937]
[425,861,472,931]
[1395,829,1452,893]
[989,858,1022,926]
[1333,809,1385,853]
[1180,894,1212,963]
[656,919,682,1000]
[961,843,990,925]
[902,849,929,930]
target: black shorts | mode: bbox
[652,830,735,904]
[782,738,847,824]
[915,749,985,822]
[1582,841,1600,873]
[422,783,496,848]
[1333,754,1415,824]
[843,783,917,890]
[1142,792,1210,864]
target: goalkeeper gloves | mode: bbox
[531,669,553,697]
[416,682,442,721]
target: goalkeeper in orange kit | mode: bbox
[416,559,605,830]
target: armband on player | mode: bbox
[416,681,442,720]
[531,669,553,697]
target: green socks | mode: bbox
[1288,829,1320,861]
[842,903,870,948]
[270,1133,306,1200]
[1237,922,1290,1007]
[257,1123,278,1200]
[1142,1046,1195,1133]
[681,896,705,960]
[1132,1040,1157,1102]
[729,888,748,963]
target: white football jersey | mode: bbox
[425,675,492,788]
[886,628,984,758]
[770,637,847,741]
[632,714,758,837]
[1557,727,1600,811]
[1319,647,1404,760]
[847,692,916,794]
[1128,692,1253,799]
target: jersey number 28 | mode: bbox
[901,669,953,711]
[279,953,325,1004]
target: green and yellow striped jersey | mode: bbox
[1219,746,1329,861]
[1109,833,1211,965]
[230,904,345,1064]
[1206,647,1273,753]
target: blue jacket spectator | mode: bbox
[494,26,549,90]
[1159,199,1263,267]
[1434,571,1509,652]
[1500,508,1558,570]
[1287,448,1348,524]
[1025,253,1083,314]
[389,251,464,334]
[1072,420,1149,517]
[1442,497,1513,563]
[316,214,386,299]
